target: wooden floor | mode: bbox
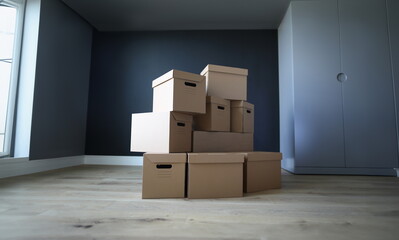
[0,165,398,240]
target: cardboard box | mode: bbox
[231,101,254,133]
[243,152,282,193]
[187,153,244,199]
[142,153,186,199]
[152,69,206,114]
[192,131,253,152]
[131,112,193,153]
[193,96,230,132]
[201,64,248,100]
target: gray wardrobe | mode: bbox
[278,0,399,176]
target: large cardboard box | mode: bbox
[131,112,193,153]
[152,69,206,114]
[142,153,186,199]
[231,101,254,133]
[192,131,253,152]
[187,153,244,199]
[243,152,282,193]
[201,64,248,100]
[193,96,230,132]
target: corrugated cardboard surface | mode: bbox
[243,152,282,193]
[245,152,282,161]
[192,131,253,152]
[231,100,255,133]
[142,153,186,199]
[153,70,206,114]
[152,69,205,88]
[131,112,193,153]
[172,78,206,114]
[201,64,248,101]
[189,152,245,163]
[188,153,244,199]
[231,100,254,109]
[169,112,193,152]
[194,96,230,131]
[200,64,248,76]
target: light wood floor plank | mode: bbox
[0,165,398,240]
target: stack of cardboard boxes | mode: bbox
[131,64,282,199]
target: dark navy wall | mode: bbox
[86,30,279,156]
[29,0,93,160]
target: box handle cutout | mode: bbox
[177,122,186,127]
[217,106,225,110]
[156,164,172,169]
[247,110,252,114]
[184,82,197,87]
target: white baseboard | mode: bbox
[0,155,396,179]
[0,155,84,179]
[84,155,143,166]
[0,155,143,179]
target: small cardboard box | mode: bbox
[187,153,244,199]
[192,131,253,152]
[243,152,282,193]
[152,69,206,114]
[201,64,248,100]
[131,112,193,153]
[193,96,230,132]
[231,101,254,133]
[142,153,186,199]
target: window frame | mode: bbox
[0,0,25,157]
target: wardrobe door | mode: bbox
[387,0,399,168]
[292,0,345,167]
[339,0,398,168]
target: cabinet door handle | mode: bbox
[337,73,348,83]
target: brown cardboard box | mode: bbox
[152,69,206,114]
[192,131,253,152]
[131,112,192,153]
[243,152,283,193]
[193,96,230,132]
[187,153,244,199]
[201,64,248,100]
[142,153,186,199]
[231,101,254,133]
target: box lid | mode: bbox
[206,96,230,106]
[244,152,282,162]
[188,153,245,164]
[144,153,187,163]
[201,64,248,76]
[231,101,254,110]
[171,112,193,123]
[152,69,205,88]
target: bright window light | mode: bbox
[0,0,24,156]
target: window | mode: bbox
[0,0,24,157]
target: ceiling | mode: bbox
[62,0,292,31]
